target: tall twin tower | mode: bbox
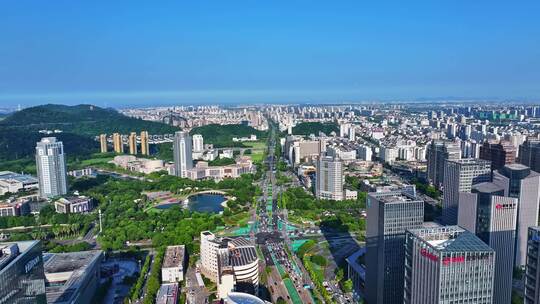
[99,131,149,155]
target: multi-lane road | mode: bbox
[253,125,317,304]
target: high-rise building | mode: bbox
[316,156,344,201]
[0,241,46,303]
[113,133,124,153]
[404,226,495,304]
[348,126,356,141]
[140,131,149,155]
[173,131,193,178]
[365,186,424,304]
[99,134,107,153]
[44,250,103,304]
[458,182,517,304]
[339,123,350,138]
[192,134,204,153]
[479,141,517,170]
[520,139,540,172]
[442,158,491,224]
[36,137,68,199]
[525,226,540,304]
[357,145,372,161]
[128,132,137,155]
[426,140,461,189]
[493,163,540,266]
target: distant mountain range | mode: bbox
[0,104,179,162]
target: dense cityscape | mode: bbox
[0,102,540,304]
[2,1,540,303]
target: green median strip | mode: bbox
[284,278,303,304]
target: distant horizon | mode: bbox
[2,1,540,109]
[1,94,539,113]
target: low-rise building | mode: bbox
[54,196,94,214]
[44,250,103,304]
[186,158,255,181]
[220,149,234,159]
[232,135,257,142]
[67,168,96,179]
[156,283,178,304]
[0,197,31,217]
[162,245,186,283]
[0,171,39,195]
[111,155,169,174]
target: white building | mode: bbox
[0,171,39,195]
[200,231,259,299]
[173,131,193,178]
[36,137,68,199]
[192,134,204,153]
[316,156,344,200]
[220,149,234,159]
[161,245,186,283]
[54,196,94,214]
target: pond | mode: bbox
[155,193,226,213]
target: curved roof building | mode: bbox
[225,292,267,304]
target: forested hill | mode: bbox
[0,104,178,136]
[190,124,267,147]
[0,104,178,162]
[292,122,339,136]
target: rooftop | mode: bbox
[408,226,494,253]
[44,250,103,304]
[229,246,258,267]
[162,245,185,269]
[0,241,38,273]
[156,283,178,304]
[472,182,504,194]
[57,196,90,205]
[0,171,38,184]
[226,292,266,304]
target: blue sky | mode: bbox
[1,1,539,107]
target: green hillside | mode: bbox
[190,124,267,147]
[0,104,178,136]
[292,122,338,136]
[0,104,179,163]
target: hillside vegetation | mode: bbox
[0,104,178,136]
[189,124,266,147]
[0,104,178,163]
[292,122,338,136]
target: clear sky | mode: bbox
[1,1,539,107]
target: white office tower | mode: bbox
[404,226,495,304]
[493,164,540,266]
[339,123,350,138]
[348,126,356,141]
[458,182,518,304]
[316,156,344,200]
[173,131,193,178]
[36,137,68,199]
[192,134,204,153]
[442,158,491,225]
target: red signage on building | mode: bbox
[420,248,438,262]
[442,256,465,265]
